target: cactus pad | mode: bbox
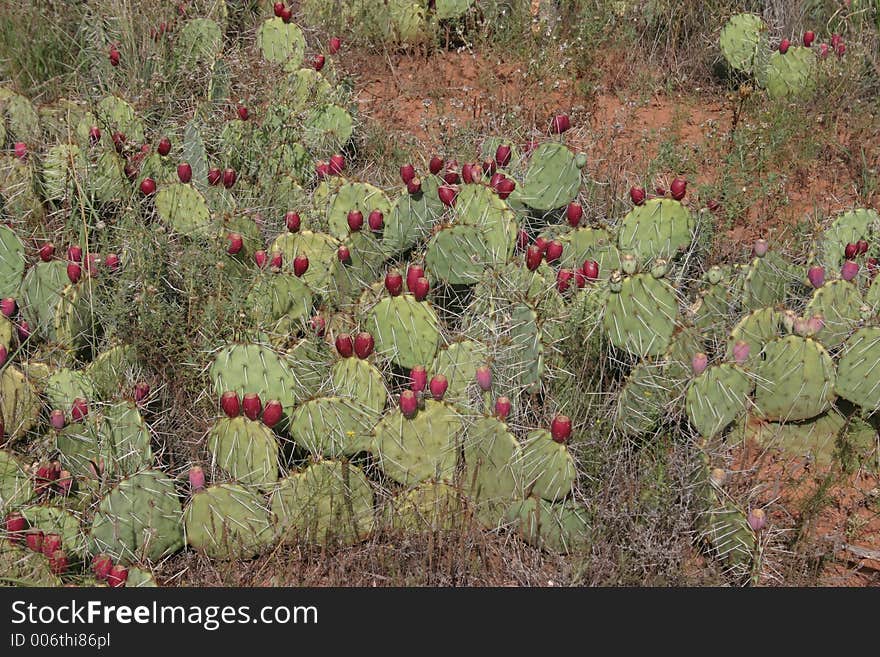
[184,483,273,560]
[330,358,387,418]
[0,225,24,298]
[805,279,862,348]
[520,142,581,211]
[257,17,306,65]
[835,327,880,414]
[686,364,753,438]
[521,429,576,502]
[463,416,523,521]
[0,449,32,513]
[725,307,781,366]
[90,470,184,564]
[754,335,836,421]
[618,198,695,263]
[288,396,374,457]
[209,342,303,414]
[365,294,441,369]
[207,416,280,489]
[371,400,463,486]
[764,47,816,100]
[558,227,621,279]
[272,460,373,546]
[603,273,678,357]
[0,366,39,442]
[719,13,767,74]
[154,183,214,238]
[505,497,591,554]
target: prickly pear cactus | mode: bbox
[0,450,32,513]
[154,183,214,238]
[90,470,184,564]
[0,367,40,442]
[325,182,392,240]
[257,17,306,66]
[184,483,273,560]
[365,294,441,369]
[519,142,582,211]
[819,209,879,270]
[464,416,523,524]
[207,416,279,489]
[686,363,753,438]
[0,225,24,298]
[0,543,61,587]
[505,497,591,554]
[288,397,374,457]
[371,400,463,486]
[615,360,668,437]
[618,198,695,263]
[805,279,862,349]
[209,343,302,414]
[559,227,621,279]
[725,307,781,366]
[719,13,768,75]
[272,460,373,546]
[521,429,576,502]
[432,340,486,404]
[764,47,817,100]
[754,335,836,422]
[603,272,678,357]
[835,327,880,415]
[330,358,387,418]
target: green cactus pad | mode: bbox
[615,360,668,438]
[95,95,145,144]
[125,566,158,587]
[719,13,768,74]
[618,198,695,263]
[90,470,184,564]
[53,282,96,355]
[0,450,32,513]
[304,104,354,149]
[207,416,280,489]
[288,396,374,457]
[505,497,591,554]
[520,142,581,211]
[740,252,790,311]
[85,344,139,400]
[384,177,444,254]
[453,183,517,259]
[435,0,474,19]
[738,409,875,467]
[270,230,340,295]
[184,483,273,560]
[558,227,621,279]
[699,504,755,574]
[603,273,678,357]
[365,294,441,369]
[0,225,24,298]
[257,17,306,65]
[0,366,39,441]
[431,340,486,404]
[425,224,499,285]
[0,315,11,350]
[274,68,334,110]
[867,275,880,312]
[43,369,97,414]
[764,47,816,100]
[154,183,214,238]
[819,209,879,271]
[175,18,223,71]
[521,429,576,503]
[804,279,862,348]
[662,327,705,398]
[386,480,467,532]
[19,261,68,341]
[371,400,463,486]
[754,335,836,421]
[835,327,880,414]
[272,460,373,546]
[209,342,304,414]
[40,144,85,201]
[0,543,61,586]
[463,416,523,520]
[56,401,153,478]
[22,505,88,560]
[330,358,387,418]
[326,182,392,240]
[686,364,753,438]
[0,88,40,145]
[725,307,781,366]
[246,273,313,329]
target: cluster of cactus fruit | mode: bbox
[719,13,848,99]
[2,6,879,587]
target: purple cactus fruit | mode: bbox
[411,277,430,301]
[262,400,283,428]
[399,390,418,419]
[49,409,66,431]
[242,393,262,421]
[368,210,384,231]
[807,265,825,288]
[0,298,16,318]
[807,314,825,336]
[335,334,354,358]
[107,564,128,588]
[550,415,572,443]
[475,366,492,392]
[495,144,512,167]
[71,398,88,422]
[221,391,240,418]
[844,242,858,259]
[429,374,448,401]
[354,332,374,359]
[0,345,7,368]
[747,508,766,532]
[189,466,206,492]
[410,366,428,393]
[92,553,113,580]
[691,353,708,376]
[494,397,511,421]
[25,529,44,553]
[841,260,859,281]
[732,341,750,365]
[566,202,583,227]
[134,382,150,406]
[753,239,769,257]
[406,264,425,292]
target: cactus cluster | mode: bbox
[1,6,878,589]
